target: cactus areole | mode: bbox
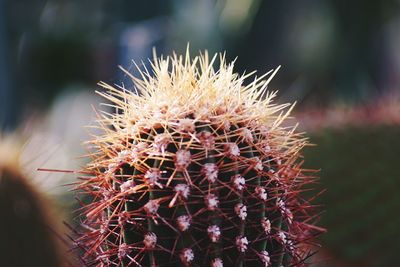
[75,51,323,266]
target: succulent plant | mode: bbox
[0,137,67,267]
[75,51,323,266]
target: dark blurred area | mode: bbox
[0,0,399,266]
[0,167,66,267]
[2,0,400,128]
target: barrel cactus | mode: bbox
[75,52,323,266]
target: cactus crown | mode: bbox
[76,51,322,266]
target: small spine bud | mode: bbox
[144,168,163,188]
[207,225,221,243]
[118,243,130,259]
[224,142,240,158]
[202,163,219,183]
[144,200,159,216]
[234,203,247,220]
[231,174,245,191]
[178,119,195,133]
[277,232,287,244]
[180,248,194,266]
[255,186,267,201]
[211,258,223,267]
[240,128,253,143]
[175,149,191,170]
[176,215,191,232]
[205,194,219,211]
[174,183,190,199]
[120,179,135,193]
[143,232,157,249]
[252,157,263,171]
[260,250,270,266]
[261,217,271,235]
[197,131,215,149]
[235,236,248,253]
[153,133,170,154]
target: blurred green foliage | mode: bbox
[304,126,400,266]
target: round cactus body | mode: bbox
[75,52,323,266]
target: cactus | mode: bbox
[75,51,323,266]
[0,137,67,267]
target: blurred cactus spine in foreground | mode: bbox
[75,51,323,266]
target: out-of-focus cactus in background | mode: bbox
[74,52,324,266]
[0,135,68,267]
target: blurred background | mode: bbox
[0,0,399,266]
